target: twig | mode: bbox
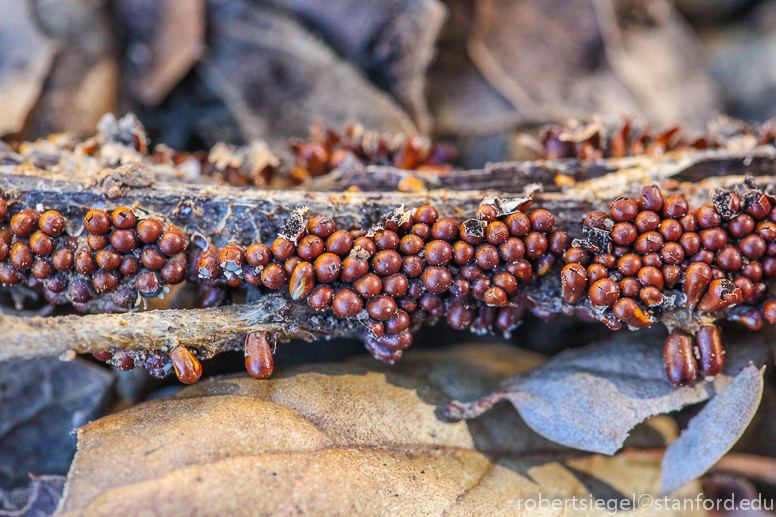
[0,170,544,246]
[711,453,776,486]
[305,147,776,193]
[620,450,776,487]
[5,148,775,243]
[2,150,776,362]
[0,293,362,361]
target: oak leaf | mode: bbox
[446,330,772,456]
[661,365,765,494]
[0,0,55,136]
[0,358,112,488]
[57,345,699,516]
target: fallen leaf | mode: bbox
[427,0,720,166]
[600,0,719,128]
[661,365,765,495]
[263,0,447,133]
[57,344,698,516]
[426,0,517,167]
[700,2,776,123]
[0,0,55,136]
[0,475,65,517]
[469,0,718,128]
[200,0,417,153]
[446,329,773,455]
[115,0,205,105]
[23,0,118,139]
[0,358,113,488]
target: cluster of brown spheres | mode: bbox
[0,197,570,382]
[196,203,570,363]
[6,183,776,387]
[540,117,776,161]
[290,123,457,183]
[561,184,776,385]
[0,199,207,383]
[0,201,191,311]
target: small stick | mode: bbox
[0,294,361,361]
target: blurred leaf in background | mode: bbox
[0,358,112,514]
[0,0,726,167]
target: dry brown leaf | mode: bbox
[428,0,720,166]
[446,329,773,456]
[661,365,765,495]
[467,0,717,128]
[0,0,55,136]
[115,0,205,105]
[426,0,517,167]
[23,0,119,139]
[58,345,700,516]
[201,0,417,152]
[262,0,447,133]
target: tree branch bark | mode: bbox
[304,147,776,193]
[2,146,776,362]
[0,293,363,361]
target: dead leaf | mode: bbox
[263,0,447,133]
[57,344,699,516]
[599,0,719,128]
[23,0,119,139]
[446,330,773,455]
[426,0,517,167]
[427,0,719,166]
[200,0,416,153]
[468,0,717,127]
[0,475,65,517]
[0,358,113,488]
[661,365,765,495]
[115,0,205,105]
[700,1,776,124]
[0,0,55,136]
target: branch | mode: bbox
[1,168,565,246]
[2,149,776,366]
[304,147,776,193]
[0,293,362,361]
[711,453,776,486]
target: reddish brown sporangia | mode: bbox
[4,115,776,386]
[562,180,776,385]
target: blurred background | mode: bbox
[1,0,773,169]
